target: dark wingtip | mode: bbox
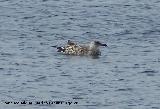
[57,47,65,52]
[67,40,76,45]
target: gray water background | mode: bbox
[0,0,160,109]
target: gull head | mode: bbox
[89,41,107,49]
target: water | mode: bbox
[0,0,160,109]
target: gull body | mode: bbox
[53,40,107,56]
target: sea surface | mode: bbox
[0,0,160,109]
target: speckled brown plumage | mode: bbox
[54,40,107,56]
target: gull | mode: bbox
[52,40,107,56]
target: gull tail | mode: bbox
[57,47,65,52]
[51,45,65,52]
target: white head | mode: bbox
[89,41,107,50]
[88,41,107,56]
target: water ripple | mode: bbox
[0,0,160,109]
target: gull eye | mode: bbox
[95,41,101,45]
